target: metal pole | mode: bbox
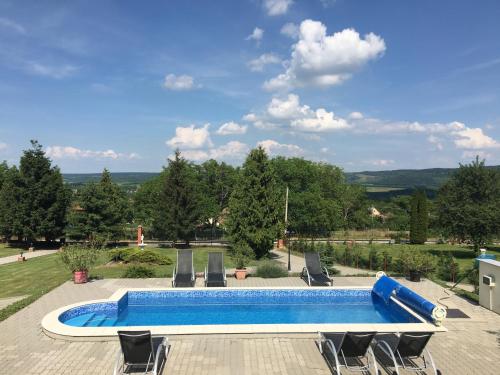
[285,187,290,272]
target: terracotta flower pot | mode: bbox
[235,269,247,280]
[73,270,88,284]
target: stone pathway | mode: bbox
[0,250,58,266]
[271,249,375,276]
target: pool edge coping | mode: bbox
[41,286,446,341]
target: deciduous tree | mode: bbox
[437,157,500,252]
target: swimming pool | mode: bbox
[42,285,445,338]
[60,288,419,327]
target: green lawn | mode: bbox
[0,246,270,300]
[0,244,24,258]
[91,246,264,279]
[0,253,71,299]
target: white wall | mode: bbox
[478,259,500,314]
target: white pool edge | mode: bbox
[41,286,446,341]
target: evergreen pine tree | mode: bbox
[1,140,70,242]
[153,150,201,243]
[410,189,428,244]
[67,169,129,241]
[0,166,24,239]
[226,147,283,258]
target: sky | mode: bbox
[0,0,499,173]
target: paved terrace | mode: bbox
[0,276,499,375]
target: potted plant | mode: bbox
[232,242,252,280]
[17,250,26,262]
[397,248,436,282]
[59,245,98,284]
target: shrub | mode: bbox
[109,248,172,265]
[59,245,98,272]
[255,261,288,278]
[109,248,137,262]
[123,265,155,278]
[126,250,172,265]
[465,265,479,293]
[368,247,380,270]
[395,248,436,276]
[436,253,459,282]
[231,242,253,269]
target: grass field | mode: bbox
[91,247,264,279]
[0,246,275,320]
[0,244,23,258]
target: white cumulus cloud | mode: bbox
[246,27,264,44]
[247,53,281,72]
[291,108,349,132]
[245,93,349,133]
[267,94,310,119]
[163,74,196,90]
[216,122,248,135]
[166,124,212,149]
[264,20,386,90]
[428,135,444,151]
[180,141,249,162]
[46,146,139,160]
[453,127,500,149]
[263,0,293,16]
[280,22,299,39]
[348,111,364,120]
[258,139,304,156]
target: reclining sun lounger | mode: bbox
[373,332,441,375]
[301,251,332,286]
[318,331,378,374]
[114,330,168,375]
[204,252,227,287]
[172,249,195,287]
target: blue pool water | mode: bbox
[59,289,420,327]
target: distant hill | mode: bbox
[63,165,500,198]
[63,172,159,193]
[345,166,500,191]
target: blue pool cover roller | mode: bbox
[372,275,446,325]
[372,275,401,304]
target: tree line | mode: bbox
[0,141,498,257]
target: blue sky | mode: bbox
[0,0,499,172]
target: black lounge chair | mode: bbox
[301,251,332,286]
[172,249,195,287]
[204,252,227,287]
[318,331,379,374]
[113,330,168,375]
[373,332,441,375]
